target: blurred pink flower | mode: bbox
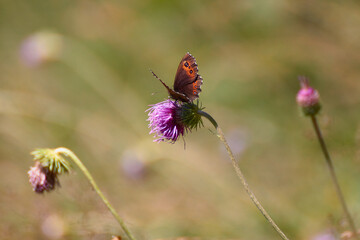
[296,77,320,108]
[121,151,146,180]
[28,162,59,193]
[296,76,321,116]
[311,230,336,240]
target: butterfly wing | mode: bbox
[173,52,203,102]
[150,70,190,102]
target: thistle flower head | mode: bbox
[28,148,71,193]
[296,76,321,116]
[146,99,204,143]
[28,162,59,193]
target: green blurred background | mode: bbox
[1,0,360,239]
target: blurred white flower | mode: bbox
[20,31,63,67]
[41,214,65,239]
[311,231,336,240]
[120,150,146,180]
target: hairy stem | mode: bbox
[54,147,136,240]
[217,127,289,240]
[310,116,358,238]
[198,111,289,239]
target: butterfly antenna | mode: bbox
[149,69,172,91]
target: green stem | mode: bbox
[198,111,289,240]
[198,110,218,128]
[310,116,358,238]
[54,147,136,240]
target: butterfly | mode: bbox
[151,52,203,102]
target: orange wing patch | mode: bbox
[192,77,203,96]
[182,60,197,78]
[192,82,198,94]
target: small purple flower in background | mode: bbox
[28,162,59,193]
[20,31,63,67]
[146,99,203,143]
[27,148,136,240]
[296,76,321,116]
[311,231,336,240]
[120,150,146,180]
[297,77,359,238]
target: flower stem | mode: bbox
[197,110,218,128]
[198,111,289,240]
[54,147,136,240]
[310,116,358,238]
[217,127,289,240]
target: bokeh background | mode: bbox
[1,0,360,239]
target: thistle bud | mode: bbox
[296,76,321,116]
[31,148,71,174]
[179,101,204,131]
[28,148,70,193]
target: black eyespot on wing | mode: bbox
[173,52,203,102]
[174,53,198,90]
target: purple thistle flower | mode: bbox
[297,77,320,108]
[28,162,59,193]
[147,99,185,143]
[296,76,321,116]
[146,99,206,143]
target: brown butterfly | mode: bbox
[151,52,203,102]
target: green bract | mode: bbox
[180,100,204,131]
[31,148,71,174]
